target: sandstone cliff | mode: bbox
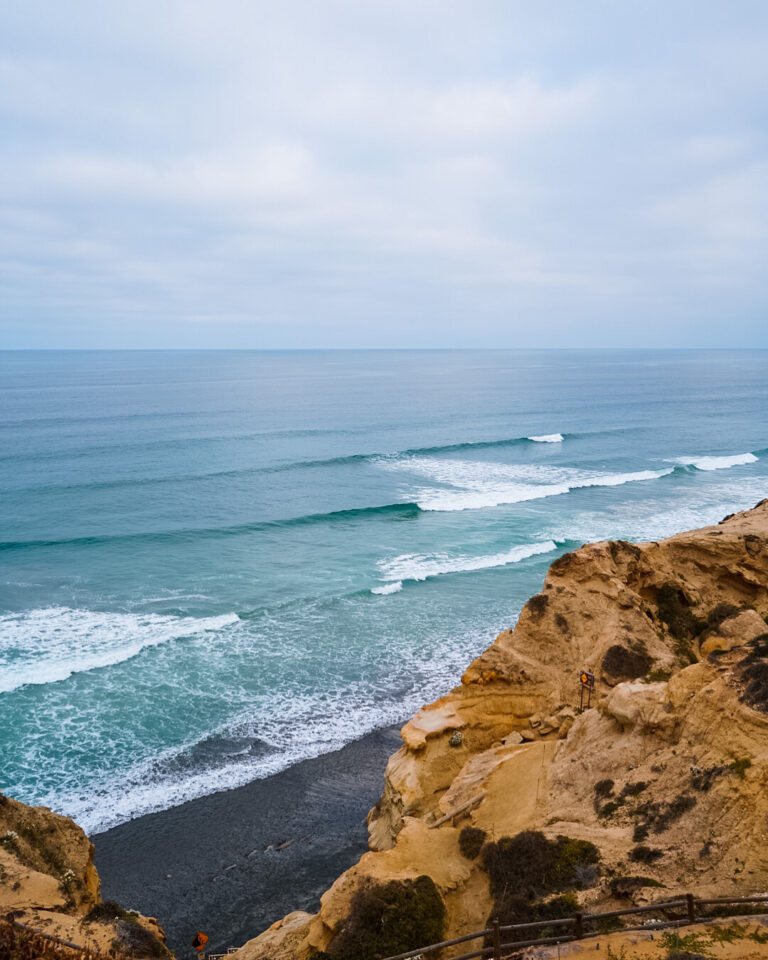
[234,499,768,960]
[0,790,169,957]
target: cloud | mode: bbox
[0,0,766,346]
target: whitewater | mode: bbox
[1,349,767,834]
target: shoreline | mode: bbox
[92,725,403,955]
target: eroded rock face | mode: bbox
[0,791,169,957]
[0,790,100,912]
[232,501,768,960]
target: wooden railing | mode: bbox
[379,894,768,960]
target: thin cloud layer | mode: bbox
[1,0,766,347]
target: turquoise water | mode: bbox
[1,349,767,833]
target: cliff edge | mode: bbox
[0,791,170,957]
[234,498,768,960]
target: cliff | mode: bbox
[0,791,169,957]
[233,498,768,960]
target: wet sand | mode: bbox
[93,726,402,956]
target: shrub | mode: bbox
[601,644,651,682]
[325,876,445,960]
[594,779,615,799]
[84,900,136,924]
[621,781,648,798]
[115,919,169,958]
[629,845,663,864]
[555,613,569,634]
[739,655,768,712]
[599,800,623,819]
[633,794,696,837]
[729,757,752,778]
[486,892,579,936]
[609,876,664,898]
[656,585,703,640]
[646,667,672,682]
[526,594,548,617]
[690,765,727,792]
[458,826,486,860]
[707,603,740,628]
[481,831,600,902]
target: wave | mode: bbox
[672,452,758,471]
[377,540,557,584]
[0,502,422,553]
[404,457,673,512]
[0,608,239,694]
[30,619,500,834]
[371,581,403,595]
[528,433,564,443]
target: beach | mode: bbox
[93,725,403,956]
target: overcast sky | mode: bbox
[1,1,767,348]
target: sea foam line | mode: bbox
[0,608,239,694]
[377,540,557,585]
[528,433,564,443]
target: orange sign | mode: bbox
[191,932,209,951]
[580,671,595,688]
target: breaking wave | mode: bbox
[0,608,240,693]
[377,540,557,584]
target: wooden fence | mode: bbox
[379,894,768,960]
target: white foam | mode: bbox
[540,476,768,545]
[0,608,239,693]
[379,541,557,582]
[371,581,403,595]
[31,621,500,834]
[674,452,758,471]
[528,433,564,443]
[388,457,671,512]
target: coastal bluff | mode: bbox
[0,791,169,958]
[234,499,768,960]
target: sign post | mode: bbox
[579,670,595,709]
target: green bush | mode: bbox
[115,919,169,958]
[481,831,599,902]
[325,876,445,960]
[458,826,487,860]
[729,757,752,778]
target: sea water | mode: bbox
[1,349,766,833]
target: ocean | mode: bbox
[1,349,767,835]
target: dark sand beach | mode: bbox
[93,726,403,956]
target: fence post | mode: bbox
[686,893,696,924]
[574,912,584,939]
[492,918,501,960]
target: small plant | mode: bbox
[458,826,486,860]
[621,781,648,798]
[526,594,549,617]
[633,793,696,837]
[594,778,615,799]
[729,757,752,778]
[629,845,663,863]
[646,666,672,682]
[660,929,714,955]
[599,800,623,819]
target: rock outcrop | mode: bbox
[233,499,768,960]
[0,791,169,956]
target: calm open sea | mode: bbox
[1,349,767,833]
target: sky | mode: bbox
[1,1,767,349]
